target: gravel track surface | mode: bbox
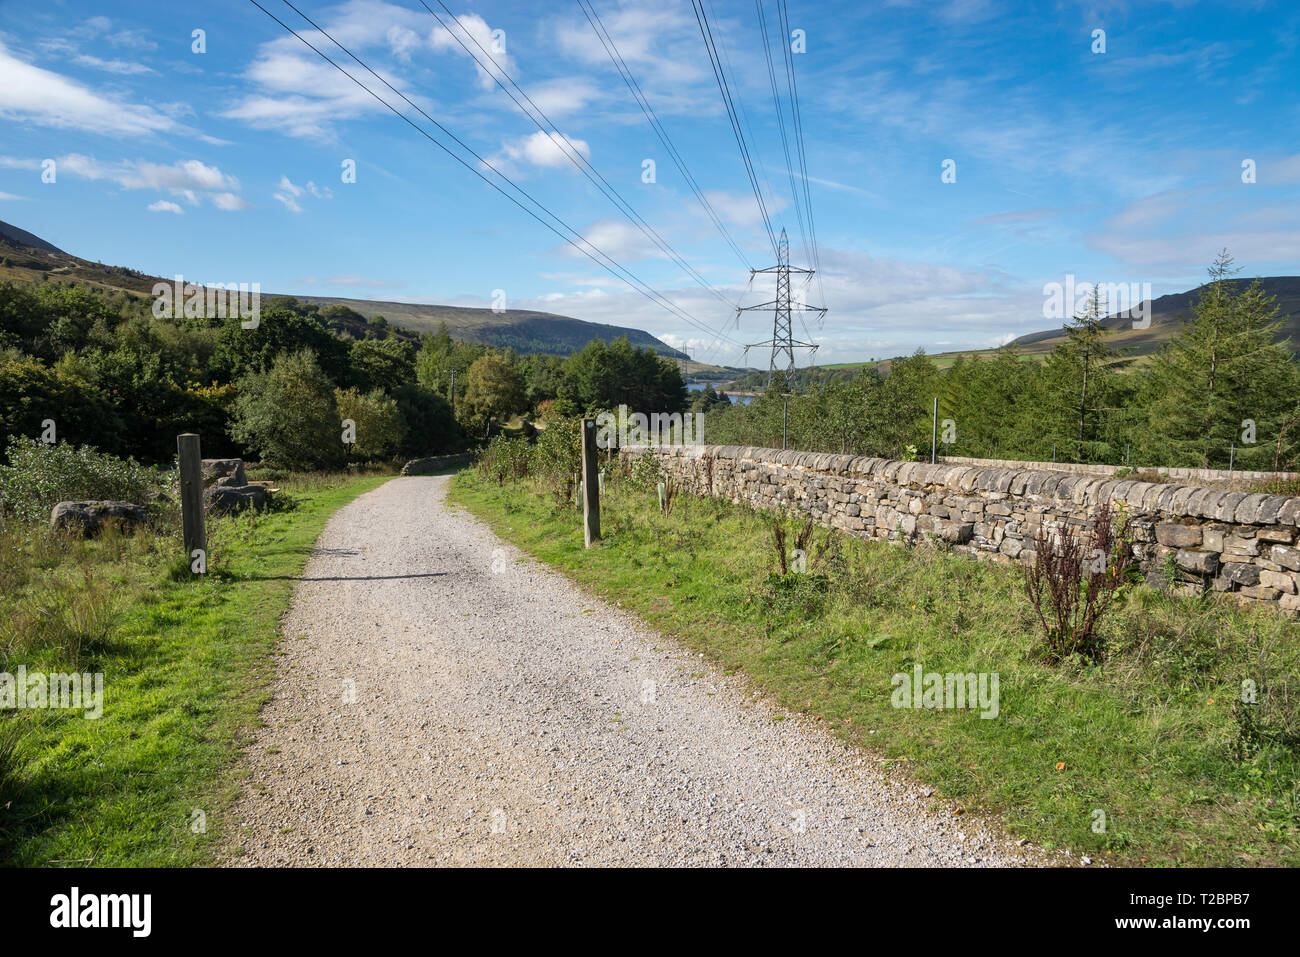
[225,475,1060,867]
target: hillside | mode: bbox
[813,276,1300,379]
[290,294,684,357]
[1005,276,1300,359]
[0,219,687,359]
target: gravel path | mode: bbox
[225,475,1061,867]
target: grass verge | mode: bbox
[0,471,391,866]
[449,466,1300,867]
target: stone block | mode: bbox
[1155,523,1201,548]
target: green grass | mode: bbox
[0,471,391,866]
[450,467,1300,867]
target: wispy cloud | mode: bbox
[0,38,175,136]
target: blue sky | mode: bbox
[1,0,1298,367]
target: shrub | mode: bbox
[335,387,405,461]
[625,450,662,492]
[0,436,160,524]
[392,382,459,457]
[475,434,531,485]
[230,349,346,470]
[1024,501,1137,663]
[531,419,580,501]
[0,354,123,451]
[1250,476,1300,497]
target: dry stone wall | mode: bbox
[621,444,1300,615]
[936,455,1300,491]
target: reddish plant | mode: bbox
[1024,501,1136,663]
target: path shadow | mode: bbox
[236,572,450,583]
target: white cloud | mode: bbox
[387,25,422,62]
[567,219,667,263]
[147,200,184,214]
[526,77,601,117]
[33,154,246,210]
[701,190,789,229]
[72,53,154,75]
[0,38,175,137]
[211,193,249,211]
[430,12,515,91]
[0,191,27,201]
[273,191,302,213]
[494,131,591,172]
[106,28,158,52]
[225,1,454,140]
[273,175,332,212]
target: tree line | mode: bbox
[707,254,1300,472]
[0,280,688,470]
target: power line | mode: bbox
[419,0,738,312]
[755,0,811,273]
[776,0,826,318]
[707,0,780,251]
[250,0,744,349]
[691,0,779,258]
[575,0,752,272]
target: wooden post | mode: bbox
[177,433,206,574]
[581,417,600,547]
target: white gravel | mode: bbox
[224,475,1062,867]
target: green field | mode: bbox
[451,465,1300,867]
[0,472,391,867]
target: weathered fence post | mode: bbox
[177,433,206,574]
[581,417,600,547]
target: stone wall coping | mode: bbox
[622,443,1300,526]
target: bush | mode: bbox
[1251,476,1300,497]
[230,349,346,470]
[475,434,531,485]
[392,382,460,457]
[335,387,405,461]
[624,449,662,492]
[531,419,580,500]
[0,436,160,523]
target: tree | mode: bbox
[392,382,460,457]
[230,349,346,469]
[212,306,352,386]
[1142,251,1291,468]
[557,336,689,415]
[335,387,405,460]
[1039,284,1117,462]
[461,354,526,435]
[415,322,483,403]
[690,384,732,413]
[348,337,415,393]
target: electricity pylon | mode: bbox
[738,229,825,388]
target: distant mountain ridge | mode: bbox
[1007,276,1300,358]
[0,219,688,359]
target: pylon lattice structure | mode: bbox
[738,229,826,387]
